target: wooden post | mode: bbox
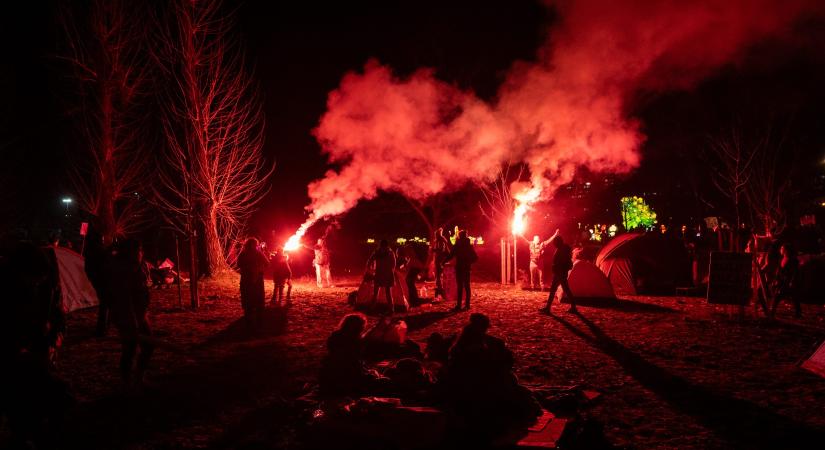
[500,238,506,285]
[513,236,518,286]
[175,233,183,309]
[507,239,512,284]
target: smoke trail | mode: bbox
[291,0,822,239]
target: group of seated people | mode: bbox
[318,312,541,437]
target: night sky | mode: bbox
[2,0,825,242]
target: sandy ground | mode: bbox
[51,275,825,449]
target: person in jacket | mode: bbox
[237,238,269,328]
[446,230,478,310]
[540,229,576,314]
[430,228,452,298]
[270,247,292,306]
[109,239,154,387]
[368,239,397,314]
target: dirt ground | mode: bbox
[52,275,825,449]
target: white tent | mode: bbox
[564,260,616,300]
[355,269,409,312]
[52,247,99,312]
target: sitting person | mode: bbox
[444,313,541,438]
[319,313,387,397]
[362,316,421,361]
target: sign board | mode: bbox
[79,222,89,236]
[801,341,825,378]
[707,251,752,305]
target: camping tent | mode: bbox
[565,260,616,300]
[596,232,691,295]
[51,247,99,312]
[355,270,409,312]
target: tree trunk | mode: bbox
[201,203,228,276]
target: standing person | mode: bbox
[368,239,396,314]
[237,238,269,328]
[313,238,332,288]
[270,247,292,306]
[431,227,452,299]
[109,239,154,388]
[771,243,801,318]
[446,230,478,311]
[540,229,576,314]
[1,243,71,448]
[83,225,112,336]
[527,235,551,290]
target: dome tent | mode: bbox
[596,232,691,295]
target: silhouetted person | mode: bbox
[399,244,425,306]
[431,227,452,298]
[771,243,801,318]
[0,242,71,448]
[270,247,292,306]
[368,239,396,314]
[319,313,386,396]
[446,313,540,439]
[313,238,332,288]
[238,238,269,328]
[446,230,478,310]
[109,239,153,389]
[83,226,112,336]
[541,229,576,314]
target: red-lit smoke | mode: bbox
[300,0,822,232]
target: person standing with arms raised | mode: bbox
[540,229,576,314]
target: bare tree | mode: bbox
[477,162,527,235]
[152,0,272,276]
[706,127,757,233]
[59,0,152,244]
[745,122,796,236]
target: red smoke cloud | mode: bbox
[303,0,822,226]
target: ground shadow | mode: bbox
[402,310,458,332]
[62,341,291,449]
[200,306,289,346]
[560,297,677,313]
[551,313,825,449]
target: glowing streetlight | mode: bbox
[61,197,73,216]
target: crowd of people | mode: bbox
[319,312,541,440]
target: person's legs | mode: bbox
[543,276,562,311]
[455,274,464,309]
[372,283,379,302]
[134,318,154,385]
[315,264,323,288]
[530,262,539,289]
[463,273,471,309]
[385,285,394,314]
[285,279,292,303]
[95,297,109,337]
[560,276,576,311]
[120,339,137,383]
[323,265,332,287]
[435,263,444,297]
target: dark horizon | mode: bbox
[2,1,825,247]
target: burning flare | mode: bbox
[283,217,316,252]
[512,183,542,236]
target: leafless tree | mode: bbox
[744,122,796,236]
[59,0,152,244]
[706,127,757,233]
[152,0,272,276]
[477,162,527,236]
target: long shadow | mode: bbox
[199,307,289,347]
[561,297,677,313]
[550,313,825,449]
[62,341,290,449]
[402,310,459,332]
